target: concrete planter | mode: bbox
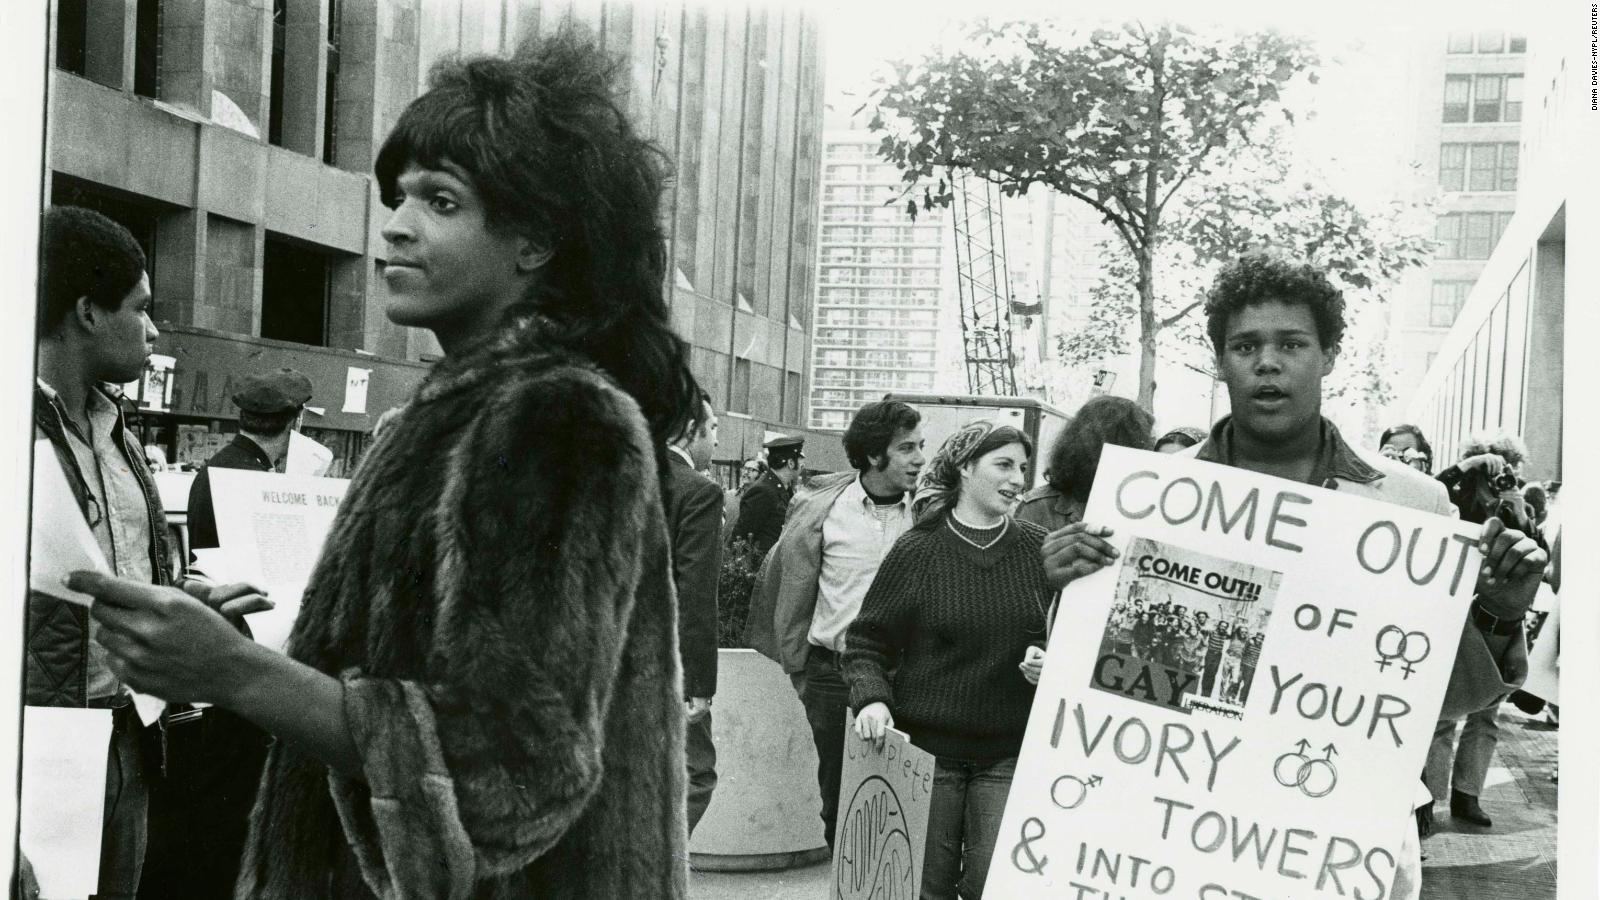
[689,649,831,871]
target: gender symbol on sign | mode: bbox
[1049,774,1103,810]
[1374,625,1431,679]
[835,775,915,900]
[1273,739,1339,799]
[1011,816,1049,876]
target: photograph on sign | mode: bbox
[1093,538,1281,720]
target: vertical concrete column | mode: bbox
[281,0,330,157]
[1524,240,1564,480]
[159,0,215,115]
[325,255,368,350]
[201,216,264,335]
[153,210,207,326]
[84,0,137,91]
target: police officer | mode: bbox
[185,368,313,555]
[730,435,804,558]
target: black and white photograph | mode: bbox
[0,1,1594,898]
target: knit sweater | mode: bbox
[842,514,1052,761]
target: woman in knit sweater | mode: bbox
[843,420,1053,900]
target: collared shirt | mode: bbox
[809,477,913,653]
[38,379,154,699]
[1194,415,1381,489]
[667,445,696,470]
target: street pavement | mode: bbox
[691,701,1558,900]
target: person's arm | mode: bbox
[674,476,724,700]
[840,536,923,732]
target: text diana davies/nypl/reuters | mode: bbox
[984,446,1483,900]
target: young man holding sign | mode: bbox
[1041,253,1546,898]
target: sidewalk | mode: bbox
[691,702,1558,900]
[1420,702,1558,900]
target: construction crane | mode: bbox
[948,168,1019,396]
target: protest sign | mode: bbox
[832,716,934,900]
[208,469,350,653]
[985,446,1481,900]
[20,706,112,898]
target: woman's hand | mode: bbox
[71,571,255,706]
[1019,645,1046,685]
[1042,522,1120,590]
[854,702,894,750]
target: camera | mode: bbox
[1491,467,1519,492]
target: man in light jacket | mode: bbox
[743,400,925,849]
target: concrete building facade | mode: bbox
[46,0,827,476]
[1402,26,1566,483]
[807,129,944,432]
[1388,28,1529,419]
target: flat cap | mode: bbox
[232,368,314,414]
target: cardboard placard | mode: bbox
[985,447,1480,900]
[833,716,934,900]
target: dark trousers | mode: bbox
[799,646,850,848]
[686,710,718,835]
[137,708,271,900]
[93,700,149,900]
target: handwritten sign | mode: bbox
[208,469,350,653]
[343,366,371,414]
[985,446,1480,900]
[833,717,934,900]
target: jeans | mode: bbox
[799,647,850,848]
[1424,705,1500,802]
[93,701,149,900]
[921,756,1017,900]
[686,709,718,835]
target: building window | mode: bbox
[1504,75,1523,121]
[261,235,330,346]
[1439,144,1466,191]
[1472,75,1503,122]
[1509,34,1527,53]
[1446,31,1474,53]
[1430,281,1471,328]
[1475,31,1504,54]
[1498,144,1518,191]
[1442,76,1471,123]
[1434,214,1462,258]
[55,0,89,75]
[1467,144,1500,191]
[323,0,341,164]
[134,0,161,98]
[269,0,286,146]
[1462,212,1496,259]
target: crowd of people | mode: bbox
[22,23,1560,900]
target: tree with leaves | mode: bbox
[1057,131,1435,433]
[870,20,1325,408]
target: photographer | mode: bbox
[1422,430,1540,834]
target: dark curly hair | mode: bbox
[842,400,922,473]
[39,206,146,336]
[374,26,699,446]
[1046,396,1154,502]
[1204,253,1346,354]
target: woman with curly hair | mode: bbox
[69,26,698,899]
[1017,395,1154,533]
[843,420,1053,900]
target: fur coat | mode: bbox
[233,321,688,899]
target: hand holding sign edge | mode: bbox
[1474,516,1546,620]
[1042,522,1119,591]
